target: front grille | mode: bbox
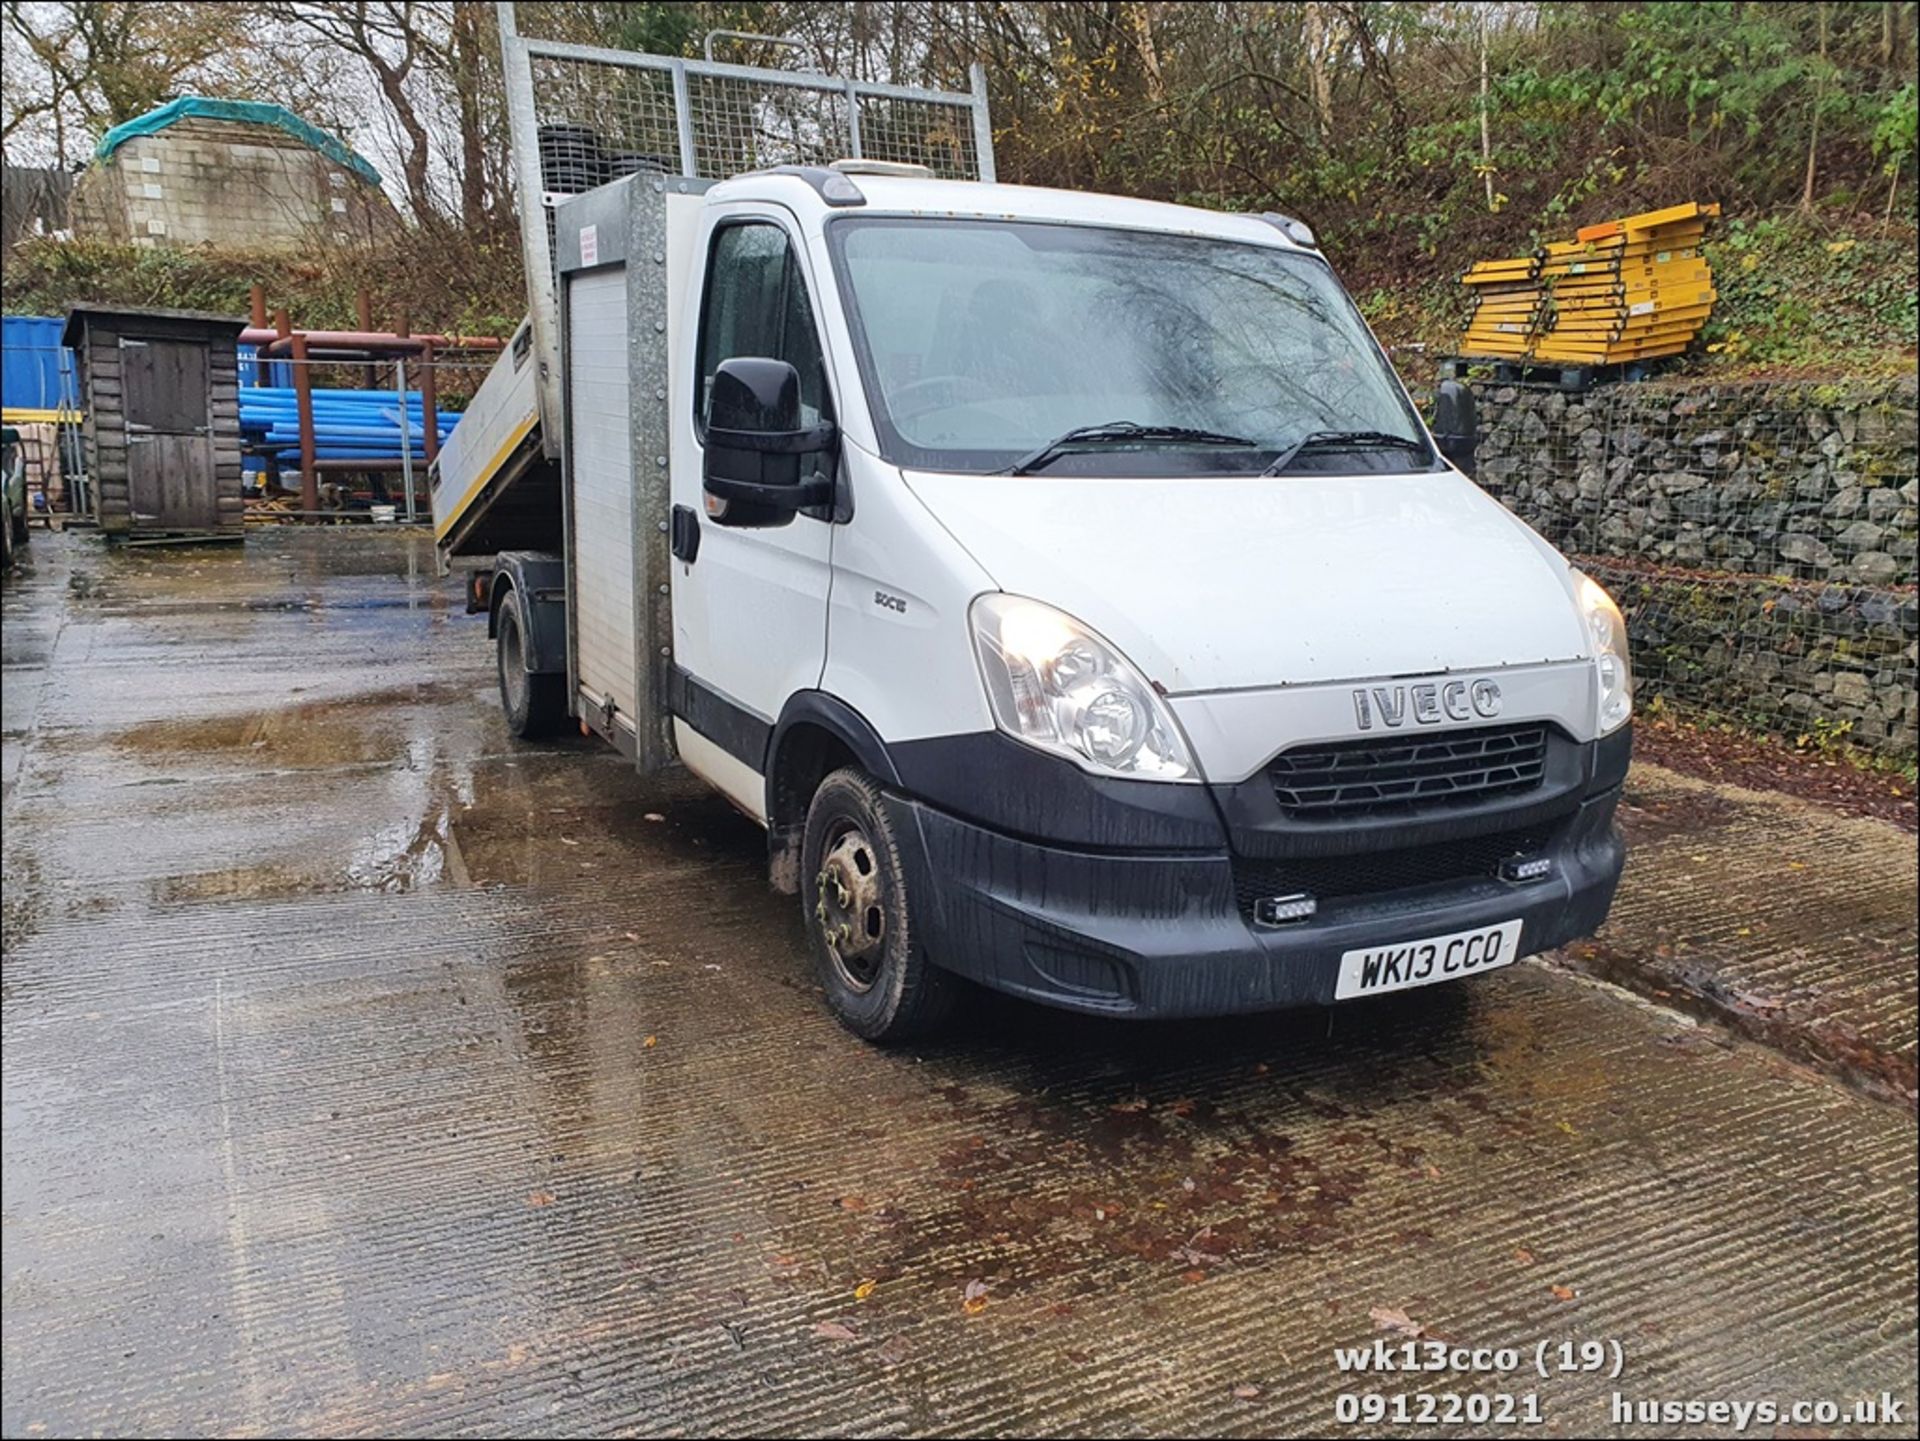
[1234,824,1555,917]
[1269,723,1549,821]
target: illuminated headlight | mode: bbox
[1574,570,1633,736]
[970,594,1197,781]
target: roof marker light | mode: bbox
[830,159,933,178]
[1259,211,1318,248]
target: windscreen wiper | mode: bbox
[1261,429,1432,476]
[1006,422,1261,476]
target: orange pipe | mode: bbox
[243,328,503,353]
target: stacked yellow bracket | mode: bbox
[1458,202,1720,366]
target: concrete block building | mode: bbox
[70,98,393,251]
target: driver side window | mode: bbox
[696,220,833,431]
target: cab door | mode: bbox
[669,206,837,807]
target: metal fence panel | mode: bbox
[495,1,994,454]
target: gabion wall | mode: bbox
[1469,377,1918,759]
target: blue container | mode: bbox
[1,315,77,412]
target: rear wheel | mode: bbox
[496,586,564,738]
[801,766,956,1043]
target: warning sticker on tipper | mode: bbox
[580,224,599,267]
[1628,299,1656,316]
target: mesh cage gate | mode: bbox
[496,1,995,451]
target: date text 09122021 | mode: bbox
[1334,1392,1544,1426]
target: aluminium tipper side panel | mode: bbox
[429,316,541,553]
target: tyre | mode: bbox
[495,586,564,738]
[801,766,957,1043]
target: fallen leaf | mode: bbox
[1424,1164,1442,1180]
[853,1279,877,1301]
[643,1035,657,1048]
[1109,1097,1150,1114]
[1181,1268,1207,1284]
[1233,1384,1262,1400]
[643,812,665,822]
[814,1320,858,1341]
[1369,1305,1424,1337]
[875,1334,911,1366]
[559,836,580,846]
[527,1191,555,1208]
[962,1280,990,1314]
[1514,1246,1536,1266]
[1551,1284,1578,1302]
[839,1195,868,1212]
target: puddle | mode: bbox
[111,683,475,770]
[153,864,337,906]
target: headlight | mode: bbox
[1574,570,1632,735]
[969,594,1197,780]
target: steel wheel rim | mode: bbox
[500,612,528,714]
[815,819,887,992]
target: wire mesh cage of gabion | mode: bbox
[1464,377,1919,761]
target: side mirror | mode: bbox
[1432,379,1478,478]
[702,357,836,527]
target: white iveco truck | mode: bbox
[434,11,1630,1041]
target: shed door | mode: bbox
[122,338,216,529]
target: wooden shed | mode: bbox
[60,305,244,540]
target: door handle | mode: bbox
[670,504,700,563]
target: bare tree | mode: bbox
[2,1,258,164]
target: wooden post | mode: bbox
[249,284,268,329]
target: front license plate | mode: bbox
[1334,919,1523,1000]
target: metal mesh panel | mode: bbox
[496,3,993,459]
[686,73,851,177]
[854,95,980,178]
[526,55,679,198]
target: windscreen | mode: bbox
[828,217,1430,475]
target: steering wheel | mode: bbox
[885,373,1001,423]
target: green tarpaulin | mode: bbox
[94,97,382,187]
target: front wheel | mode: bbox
[495,586,564,738]
[801,767,956,1043]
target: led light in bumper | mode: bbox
[1499,854,1554,883]
[1253,892,1319,926]
[970,594,1197,780]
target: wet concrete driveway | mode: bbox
[3,531,1915,1437]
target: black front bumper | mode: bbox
[884,730,1629,1019]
